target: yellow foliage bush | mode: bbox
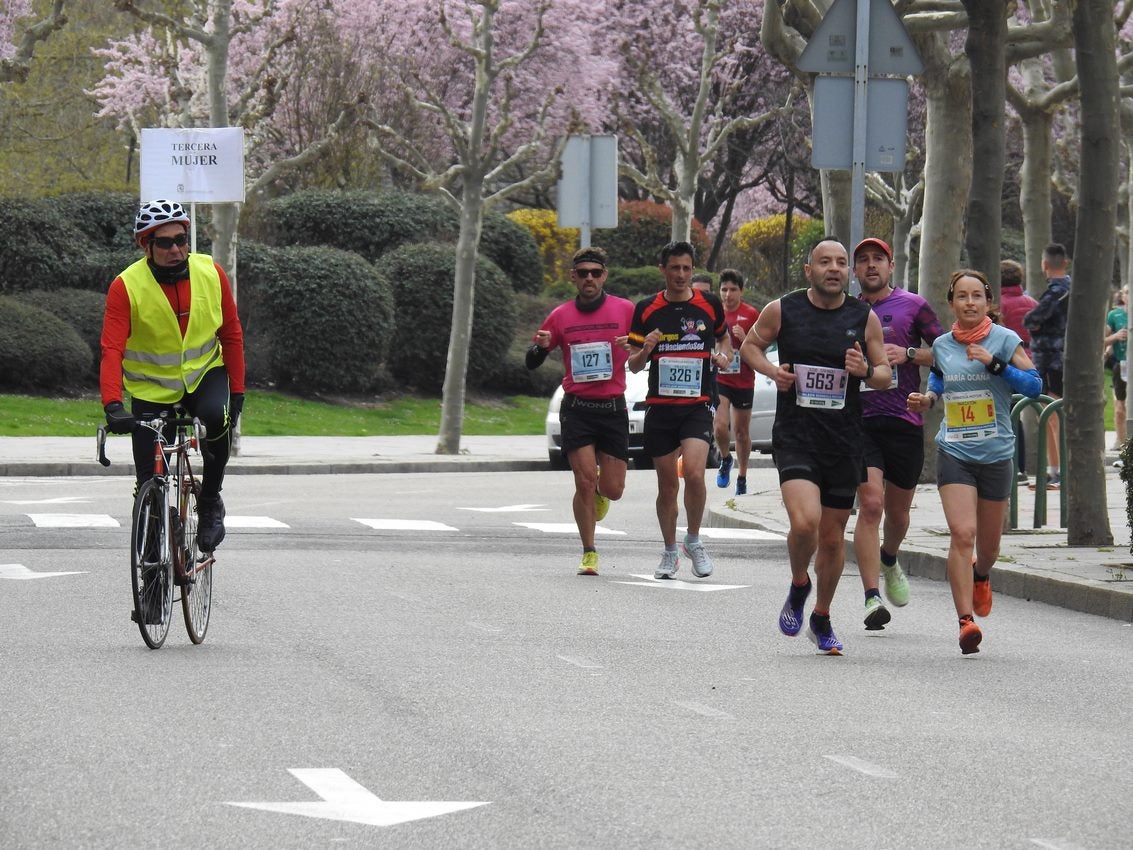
[507,209,579,289]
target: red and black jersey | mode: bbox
[629,289,727,405]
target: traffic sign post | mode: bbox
[798,0,922,290]
[557,135,618,249]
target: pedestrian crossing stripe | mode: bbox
[28,513,118,528]
[227,516,290,528]
[352,518,459,532]
[512,522,626,535]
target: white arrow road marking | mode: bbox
[823,755,897,778]
[0,563,85,580]
[352,519,459,532]
[612,574,751,592]
[685,527,784,540]
[225,769,488,827]
[27,513,118,528]
[226,516,289,528]
[459,504,549,513]
[3,496,90,505]
[513,522,626,535]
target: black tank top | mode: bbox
[773,288,872,455]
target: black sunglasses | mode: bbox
[151,233,188,249]
[573,267,605,279]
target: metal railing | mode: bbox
[1009,394,1066,529]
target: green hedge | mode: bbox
[12,288,105,379]
[43,192,139,250]
[382,242,516,393]
[605,266,664,302]
[592,200,711,268]
[238,241,395,394]
[0,199,91,294]
[0,296,92,390]
[246,189,543,293]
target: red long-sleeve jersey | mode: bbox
[99,260,246,406]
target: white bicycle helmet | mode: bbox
[134,199,190,243]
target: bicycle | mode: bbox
[97,411,215,649]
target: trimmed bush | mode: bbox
[0,296,92,390]
[0,198,90,294]
[44,192,138,249]
[507,208,578,289]
[72,247,142,293]
[593,201,711,268]
[237,241,394,394]
[605,266,665,302]
[246,190,542,293]
[382,242,516,393]
[13,288,106,379]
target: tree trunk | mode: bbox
[437,181,485,455]
[206,0,236,296]
[961,0,1007,295]
[915,34,972,482]
[1018,105,1055,298]
[1066,0,1118,546]
[820,169,851,245]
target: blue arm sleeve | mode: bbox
[1003,365,1042,397]
[927,371,944,396]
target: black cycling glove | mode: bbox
[104,401,135,435]
[229,392,244,428]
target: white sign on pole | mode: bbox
[810,76,909,171]
[557,135,618,230]
[140,127,246,203]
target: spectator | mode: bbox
[1023,243,1071,489]
[1105,288,1128,451]
[999,259,1039,482]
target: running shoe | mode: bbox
[735,475,747,496]
[682,536,713,578]
[594,491,610,522]
[880,560,910,607]
[716,454,733,488]
[863,595,891,630]
[654,549,680,580]
[578,551,599,576]
[807,618,844,655]
[959,616,982,655]
[973,571,993,617]
[196,494,226,552]
[778,583,811,636]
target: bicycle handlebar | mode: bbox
[95,415,208,467]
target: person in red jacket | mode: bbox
[999,259,1038,483]
[100,200,245,553]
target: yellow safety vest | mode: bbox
[120,254,226,403]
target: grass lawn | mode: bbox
[0,390,549,437]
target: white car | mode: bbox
[546,345,779,470]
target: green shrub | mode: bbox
[238,241,394,394]
[593,201,711,268]
[71,247,141,293]
[13,288,105,378]
[0,198,90,294]
[507,208,579,289]
[0,296,92,390]
[44,192,138,249]
[484,341,564,396]
[246,190,541,292]
[382,242,516,393]
[605,266,664,302]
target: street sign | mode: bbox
[140,127,246,203]
[811,76,908,171]
[557,134,618,246]
[797,0,923,75]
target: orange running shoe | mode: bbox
[959,616,982,655]
[973,569,993,617]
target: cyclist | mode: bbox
[99,200,245,553]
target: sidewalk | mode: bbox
[2,434,1131,623]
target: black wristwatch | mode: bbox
[906,346,918,364]
[864,363,875,380]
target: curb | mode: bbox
[706,505,1133,624]
[0,460,551,477]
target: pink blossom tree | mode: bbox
[0,0,67,84]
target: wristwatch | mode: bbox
[864,362,875,380]
[906,346,918,364]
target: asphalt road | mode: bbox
[2,471,1131,849]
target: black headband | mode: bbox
[573,250,606,268]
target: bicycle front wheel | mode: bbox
[178,476,212,644]
[130,479,173,649]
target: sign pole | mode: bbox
[849,0,871,294]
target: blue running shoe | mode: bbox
[716,455,733,488]
[735,476,747,496]
[778,583,810,636]
[808,619,844,655]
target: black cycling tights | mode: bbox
[130,366,232,497]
